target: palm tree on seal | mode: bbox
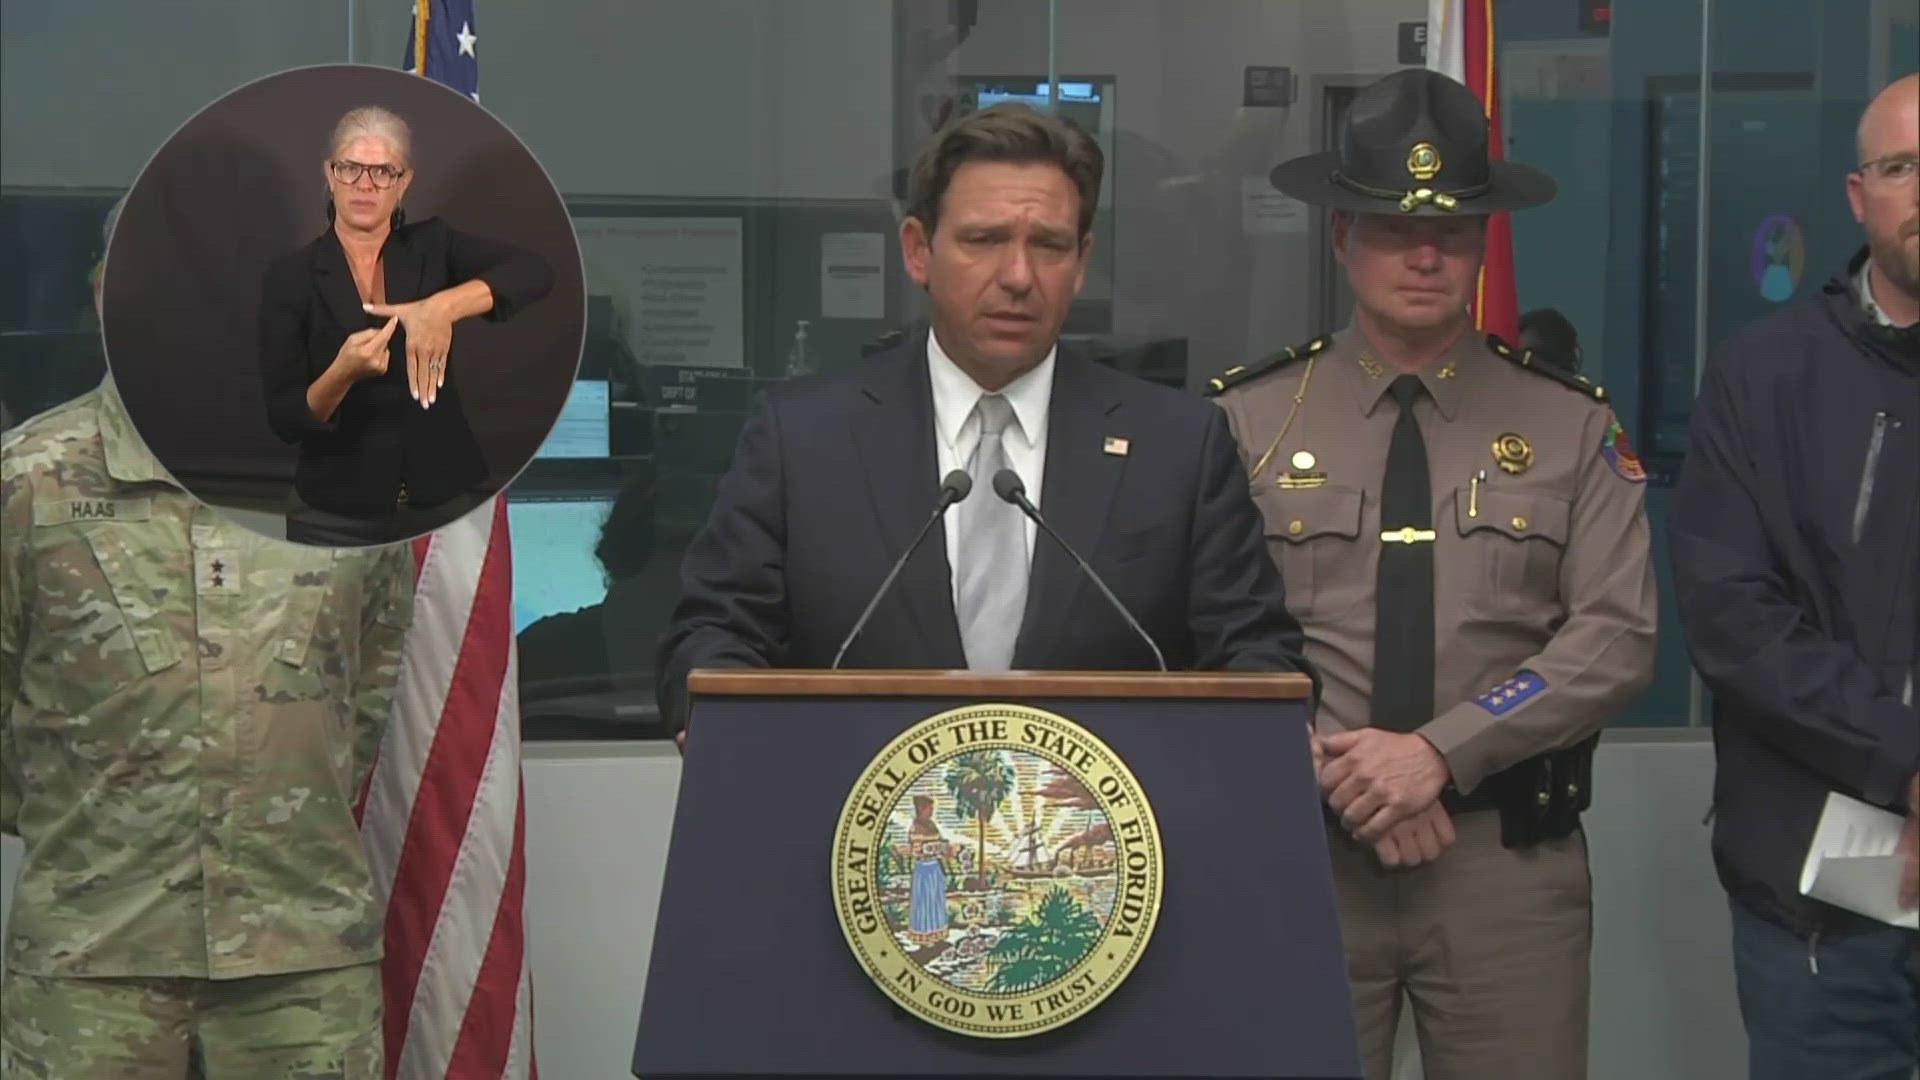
[945,749,1014,891]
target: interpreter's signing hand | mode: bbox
[1319,727,1451,842]
[1372,800,1456,869]
[1899,772,1918,911]
[329,316,399,382]
[363,298,454,408]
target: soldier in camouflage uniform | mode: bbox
[0,375,415,1078]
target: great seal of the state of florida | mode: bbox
[830,703,1164,1038]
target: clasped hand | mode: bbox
[1314,725,1455,867]
[363,299,454,408]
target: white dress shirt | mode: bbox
[927,331,1053,607]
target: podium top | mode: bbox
[687,668,1313,700]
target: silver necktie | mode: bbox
[954,394,1028,671]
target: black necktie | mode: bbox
[1373,375,1435,733]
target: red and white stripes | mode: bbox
[359,496,535,1079]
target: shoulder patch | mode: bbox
[1487,334,1607,402]
[1600,409,1647,483]
[1206,335,1331,397]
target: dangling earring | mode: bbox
[325,199,336,222]
[391,207,406,230]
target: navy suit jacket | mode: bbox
[656,331,1312,729]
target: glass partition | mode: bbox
[0,0,1903,734]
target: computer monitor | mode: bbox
[965,77,1115,175]
[958,76,1117,334]
[506,495,614,633]
[535,377,611,459]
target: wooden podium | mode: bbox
[632,669,1360,1080]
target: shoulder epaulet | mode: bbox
[1205,335,1332,397]
[1487,334,1607,403]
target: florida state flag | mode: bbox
[1428,0,1521,341]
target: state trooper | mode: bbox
[1210,69,1657,1080]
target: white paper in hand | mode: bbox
[1798,791,1919,929]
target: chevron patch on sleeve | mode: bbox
[1474,670,1548,716]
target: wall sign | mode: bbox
[1243,66,1292,107]
[1398,21,1427,65]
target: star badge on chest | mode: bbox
[1492,433,1534,475]
[200,549,241,595]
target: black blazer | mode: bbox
[259,217,554,517]
[656,330,1313,729]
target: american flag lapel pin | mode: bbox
[1103,436,1130,457]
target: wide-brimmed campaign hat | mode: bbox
[1270,68,1555,215]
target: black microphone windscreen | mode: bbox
[942,469,973,502]
[992,468,1024,503]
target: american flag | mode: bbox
[1427,0,1522,342]
[404,0,482,102]
[358,4,537,1077]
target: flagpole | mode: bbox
[415,1,430,76]
[1688,0,1714,731]
[1474,0,1492,329]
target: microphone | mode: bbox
[831,470,973,669]
[991,468,1167,672]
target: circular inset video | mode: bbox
[101,63,585,547]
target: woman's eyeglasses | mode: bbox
[329,160,407,189]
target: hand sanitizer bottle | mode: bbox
[784,319,812,377]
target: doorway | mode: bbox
[1311,79,1366,332]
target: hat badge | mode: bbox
[1407,142,1442,181]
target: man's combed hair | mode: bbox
[904,102,1104,240]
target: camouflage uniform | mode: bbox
[1,966,379,1078]
[0,380,413,1077]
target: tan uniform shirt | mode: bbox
[0,382,415,979]
[1213,327,1657,793]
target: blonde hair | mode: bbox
[329,105,412,167]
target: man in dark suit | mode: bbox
[656,102,1310,731]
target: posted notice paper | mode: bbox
[574,216,745,368]
[1798,791,1919,929]
[820,232,885,320]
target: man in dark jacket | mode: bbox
[1670,72,1918,1080]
